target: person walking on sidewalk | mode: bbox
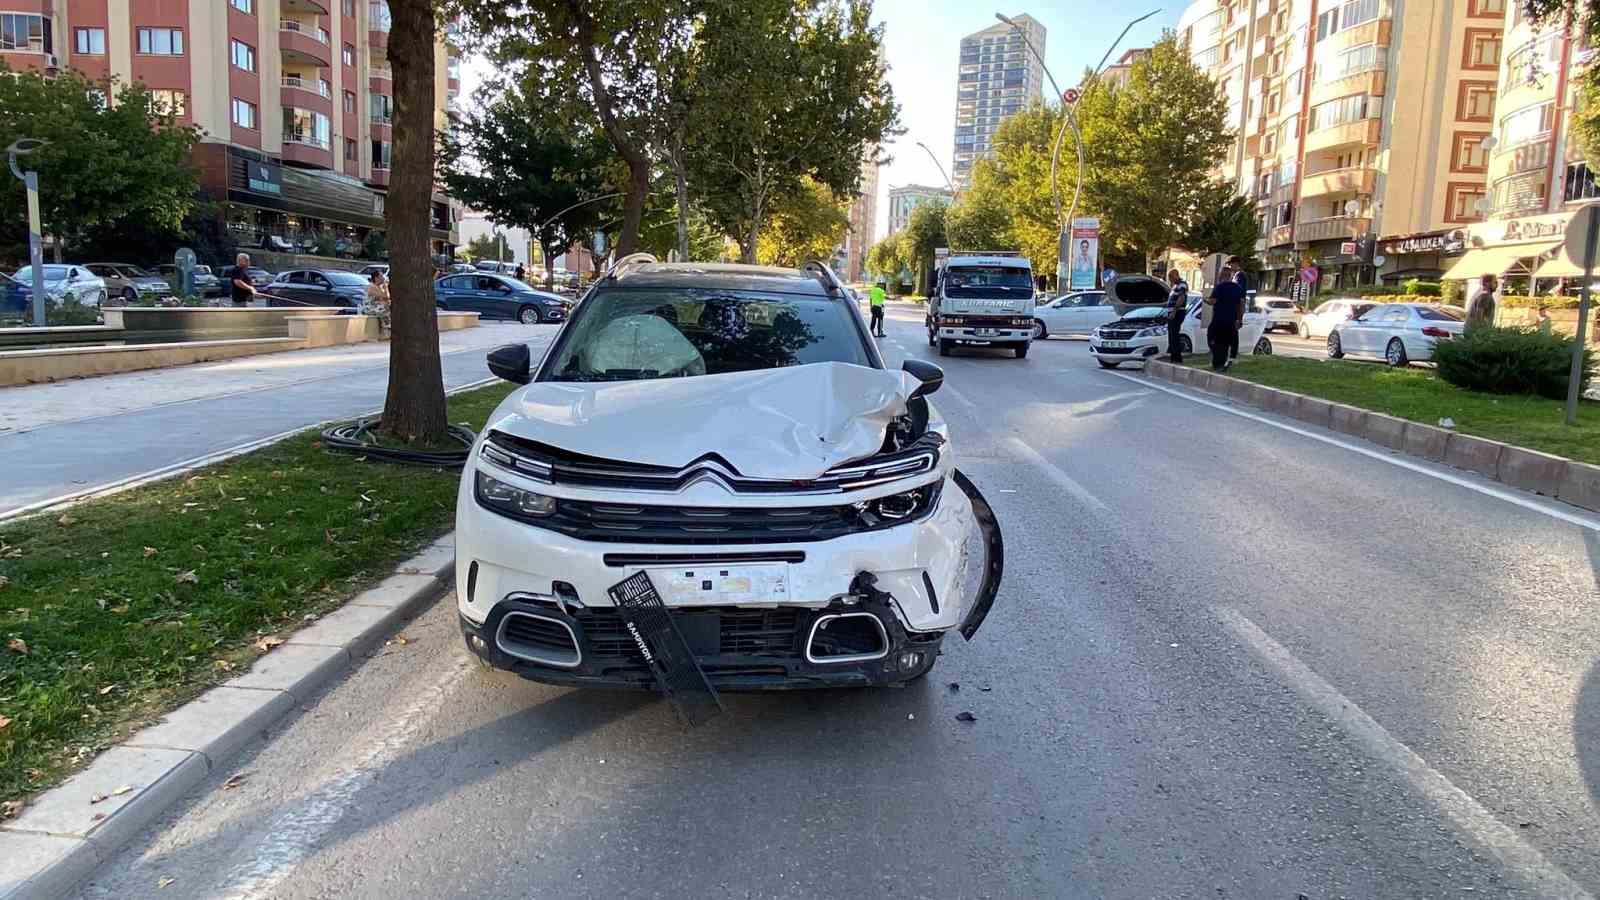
[1165,268,1189,363]
[1467,274,1498,329]
[1206,260,1247,372]
[230,253,257,307]
[869,282,887,337]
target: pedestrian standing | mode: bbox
[230,253,257,307]
[1165,268,1189,364]
[1206,259,1247,371]
[364,270,392,336]
[1467,274,1498,329]
[1535,305,1553,335]
[1226,256,1246,361]
[515,264,526,282]
[869,282,888,337]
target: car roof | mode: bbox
[607,262,833,297]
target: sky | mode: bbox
[458,3,1184,245]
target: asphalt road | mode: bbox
[73,302,1600,899]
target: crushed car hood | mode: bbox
[497,362,919,480]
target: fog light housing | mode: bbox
[468,634,487,653]
[897,651,922,672]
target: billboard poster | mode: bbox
[1069,218,1100,290]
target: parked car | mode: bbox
[434,272,568,323]
[1298,298,1376,340]
[85,263,172,304]
[8,265,109,308]
[263,269,370,308]
[152,263,222,297]
[1089,295,1272,368]
[219,266,275,290]
[1328,303,1466,366]
[1253,296,1301,333]
[1032,290,1113,338]
[358,264,390,280]
[455,259,1001,690]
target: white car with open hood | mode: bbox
[1088,275,1272,368]
[456,258,1002,692]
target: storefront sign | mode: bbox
[1499,215,1567,244]
[1381,229,1466,257]
[246,162,281,196]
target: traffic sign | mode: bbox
[1062,88,1080,104]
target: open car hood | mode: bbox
[495,362,921,481]
[1105,274,1173,313]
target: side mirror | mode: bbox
[902,359,943,399]
[487,343,532,385]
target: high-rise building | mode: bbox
[887,184,954,235]
[953,14,1046,189]
[0,0,461,258]
[840,157,880,282]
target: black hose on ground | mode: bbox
[320,417,476,468]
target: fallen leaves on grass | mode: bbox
[0,714,11,730]
[174,570,199,585]
[0,575,8,591]
[98,684,117,696]
[5,637,28,655]
[56,514,76,527]
[1,799,23,819]
[222,772,249,790]
[143,547,159,558]
[253,636,285,653]
[213,659,236,672]
[0,542,20,558]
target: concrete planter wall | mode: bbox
[1144,359,1600,516]
[103,307,350,342]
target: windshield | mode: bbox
[1417,305,1465,321]
[325,271,370,287]
[1121,306,1167,321]
[944,266,1032,299]
[543,289,870,382]
[16,266,70,282]
[121,266,154,277]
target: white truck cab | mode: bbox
[926,252,1037,359]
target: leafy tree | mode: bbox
[362,230,388,262]
[756,178,851,268]
[687,0,899,262]
[462,233,512,263]
[0,64,200,261]
[1075,33,1231,270]
[620,183,729,261]
[866,234,910,290]
[963,103,1074,278]
[1179,187,1261,262]
[902,201,949,297]
[1523,1,1598,163]
[439,78,616,291]
[945,179,1014,255]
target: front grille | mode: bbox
[1095,345,1136,355]
[573,605,804,661]
[502,614,577,654]
[546,499,860,544]
[1101,329,1136,340]
[945,316,1019,329]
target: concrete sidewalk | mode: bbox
[0,323,555,518]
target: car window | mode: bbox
[325,272,368,287]
[1416,306,1464,321]
[543,289,871,382]
[87,265,111,277]
[310,273,330,287]
[944,266,1032,298]
[121,266,151,277]
[476,276,509,293]
[1055,294,1083,308]
[1383,307,1411,322]
[284,271,306,284]
[1351,305,1385,322]
[440,275,470,290]
[1083,293,1104,306]
[1122,306,1166,321]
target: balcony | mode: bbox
[1294,214,1371,243]
[281,136,333,169]
[282,0,329,12]
[1268,224,1295,247]
[369,28,387,51]
[369,68,392,94]
[1328,17,1391,50]
[1309,68,1386,107]
[281,75,332,111]
[370,117,392,140]
[1299,165,1377,199]
[279,21,331,68]
[368,167,390,188]
[1302,118,1381,154]
[1253,32,1273,58]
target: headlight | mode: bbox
[855,481,942,529]
[1135,326,1165,337]
[475,470,557,518]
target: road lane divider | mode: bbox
[1214,605,1593,899]
[1002,436,1109,515]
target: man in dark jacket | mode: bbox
[1467,274,1498,328]
[1165,268,1189,363]
[1206,259,1247,371]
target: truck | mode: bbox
[925,251,1037,359]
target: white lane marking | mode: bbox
[1002,436,1109,514]
[1110,371,1600,534]
[216,659,473,899]
[0,376,501,524]
[1215,606,1593,899]
[940,383,979,412]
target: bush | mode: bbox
[1434,326,1594,399]
[1441,280,1464,305]
[1401,278,1441,297]
[1503,294,1581,309]
[45,298,100,326]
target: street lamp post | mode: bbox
[7,139,49,327]
[915,142,957,201]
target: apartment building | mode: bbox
[0,0,461,258]
[887,184,954,236]
[839,157,880,282]
[1178,0,1512,291]
[953,14,1046,189]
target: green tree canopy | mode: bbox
[902,201,949,297]
[962,103,1073,277]
[0,64,200,261]
[866,233,910,288]
[756,178,851,268]
[1076,33,1231,268]
[1179,187,1262,263]
[462,233,512,263]
[944,183,1014,253]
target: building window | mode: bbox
[1503,33,1563,91]
[343,90,356,113]
[1491,174,1549,214]
[343,0,356,14]
[74,27,105,55]
[1457,81,1496,122]
[1464,29,1501,70]
[371,139,392,168]
[1451,133,1490,173]
[231,0,254,11]
[342,43,354,66]
[1499,101,1556,148]
[1316,43,1383,84]
[1469,0,1504,16]
[147,89,186,117]
[370,93,393,123]
[345,137,358,161]
[137,27,184,56]
[0,13,51,52]
[230,39,255,72]
[283,107,331,148]
[1446,183,1487,223]
[1309,93,1372,131]
[1566,162,1598,202]
[231,98,257,130]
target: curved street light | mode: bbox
[915,141,958,201]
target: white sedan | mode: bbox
[1032,290,1115,339]
[1328,303,1466,366]
[1089,298,1271,368]
[1298,298,1378,340]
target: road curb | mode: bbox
[0,534,456,900]
[1141,359,1600,516]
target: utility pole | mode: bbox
[7,139,49,327]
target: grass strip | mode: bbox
[0,382,516,806]
[1188,355,1600,465]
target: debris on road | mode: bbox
[955,711,977,723]
[223,772,250,790]
[947,682,960,691]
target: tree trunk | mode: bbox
[542,239,559,292]
[378,0,447,443]
[672,130,690,261]
[569,0,646,257]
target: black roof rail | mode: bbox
[800,259,845,297]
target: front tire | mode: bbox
[1327,332,1344,359]
[1385,338,1409,367]
[1299,322,1311,340]
[927,326,936,347]
[1254,335,1273,355]
[1178,334,1193,355]
[1032,319,1047,340]
[938,338,953,357]
[1014,342,1029,359]
[518,305,540,325]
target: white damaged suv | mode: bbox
[456,258,1002,690]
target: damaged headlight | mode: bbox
[854,480,942,529]
[475,470,557,518]
[1135,326,1166,337]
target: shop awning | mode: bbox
[1441,241,1560,280]
[1534,244,1591,279]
